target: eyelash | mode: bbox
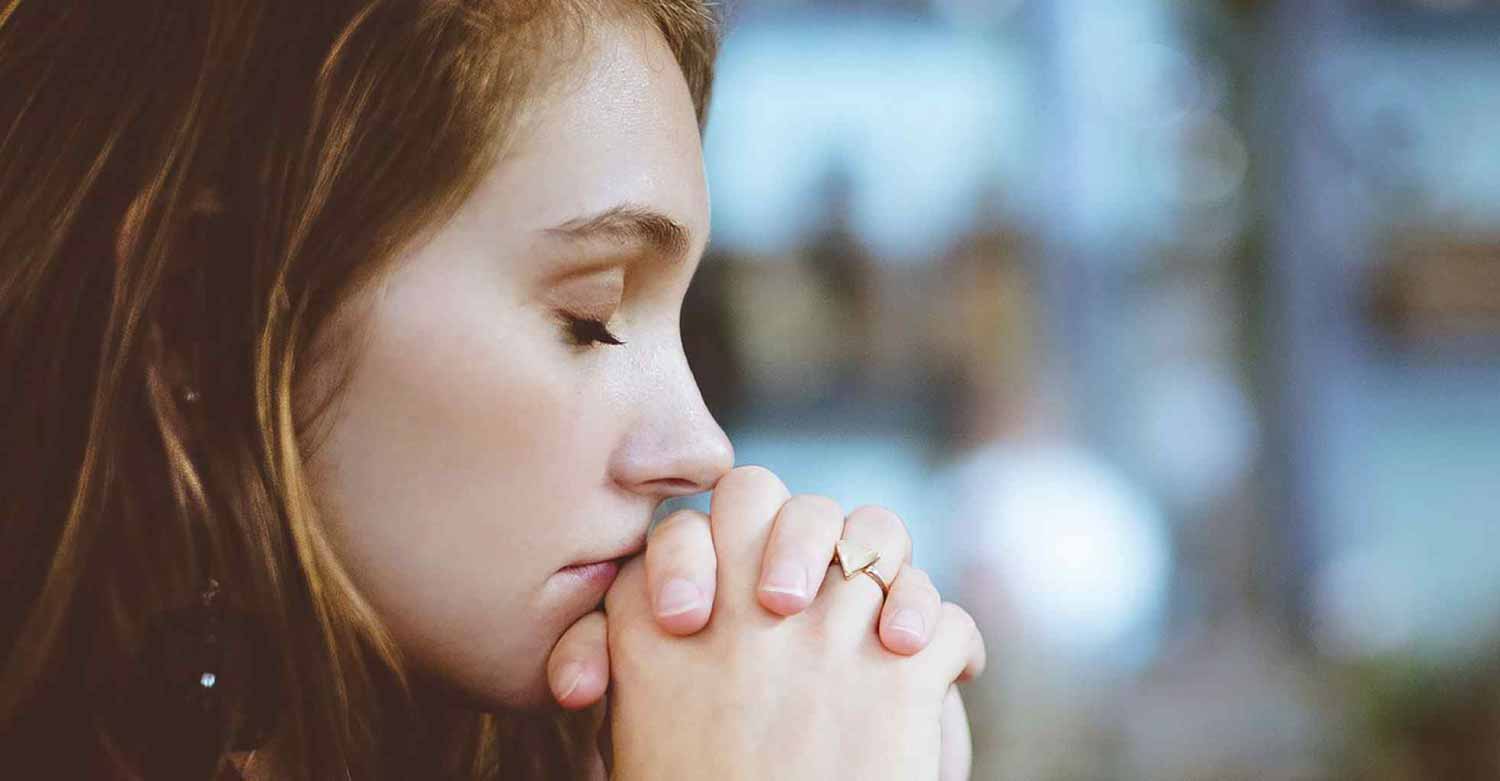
[560,313,626,348]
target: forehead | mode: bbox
[480,15,709,247]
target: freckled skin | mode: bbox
[302,16,732,708]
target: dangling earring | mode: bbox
[129,576,282,779]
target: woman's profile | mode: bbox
[0,1,985,778]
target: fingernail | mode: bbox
[761,561,807,599]
[889,608,925,642]
[656,578,703,617]
[556,662,585,701]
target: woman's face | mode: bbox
[304,16,733,707]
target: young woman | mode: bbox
[0,1,985,778]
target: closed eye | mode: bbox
[559,313,626,348]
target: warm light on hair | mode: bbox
[0,1,717,778]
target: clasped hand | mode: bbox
[546,466,986,780]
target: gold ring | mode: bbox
[832,539,889,599]
[858,566,890,598]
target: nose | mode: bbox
[610,347,735,498]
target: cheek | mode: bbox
[303,280,618,704]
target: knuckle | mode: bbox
[710,467,792,535]
[847,505,912,558]
[650,541,701,571]
[848,504,907,536]
[898,566,936,596]
[942,601,978,637]
[652,508,708,538]
[899,564,930,586]
[718,464,781,495]
[646,541,695,569]
[568,610,605,638]
[783,492,843,520]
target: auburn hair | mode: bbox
[0,1,717,778]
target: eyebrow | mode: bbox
[542,204,696,265]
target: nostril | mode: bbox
[653,477,703,496]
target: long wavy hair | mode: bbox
[0,1,717,777]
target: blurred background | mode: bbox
[670,0,1500,777]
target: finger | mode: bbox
[645,508,717,634]
[600,555,661,695]
[547,610,608,710]
[926,602,987,684]
[939,685,972,781]
[708,465,791,601]
[878,566,942,655]
[821,504,913,632]
[602,554,653,632]
[756,494,844,616]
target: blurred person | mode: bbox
[0,2,985,779]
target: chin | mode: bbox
[510,675,566,712]
[405,641,559,714]
[391,587,586,712]
[415,667,560,715]
[487,661,563,711]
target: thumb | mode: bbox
[547,610,609,710]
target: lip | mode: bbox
[561,530,647,574]
[550,528,647,601]
[556,557,624,590]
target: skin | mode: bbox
[305,11,730,702]
[605,467,986,780]
[298,11,976,775]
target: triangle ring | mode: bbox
[832,539,890,599]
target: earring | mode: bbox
[126,577,281,779]
[180,386,201,404]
